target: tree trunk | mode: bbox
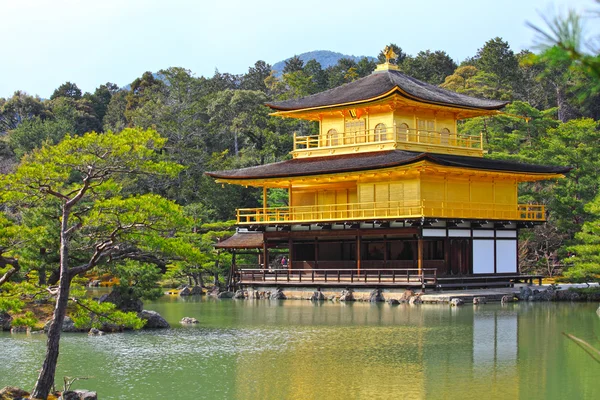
[30,206,71,400]
[0,257,19,287]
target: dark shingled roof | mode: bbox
[266,69,508,111]
[206,151,571,180]
[215,231,264,249]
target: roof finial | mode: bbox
[375,46,400,72]
[383,46,397,64]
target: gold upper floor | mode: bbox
[279,94,498,159]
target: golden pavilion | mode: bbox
[207,48,569,290]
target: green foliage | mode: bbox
[11,311,37,328]
[51,82,82,100]
[0,298,24,313]
[565,194,600,282]
[8,116,75,158]
[71,299,145,330]
[401,50,457,85]
[110,261,163,301]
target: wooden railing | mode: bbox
[234,268,438,287]
[293,127,483,152]
[236,201,546,224]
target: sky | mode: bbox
[0,0,598,98]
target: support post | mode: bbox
[262,240,269,272]
[262,186,267,222]
[417,236,423,274]
[356,234,361,273]
[288,238,293,272]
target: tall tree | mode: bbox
[474,37,520,85]
[402,50,457,85]
[283,55,304,74]
[0,91,47,133]
[241,60,272,92]
[50,82,83,100]
[1,128,188,399]
[83,82,120,127]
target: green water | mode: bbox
[1,297,598,400]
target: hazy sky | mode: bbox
[0,0,597,98]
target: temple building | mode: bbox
[207,48,569,290]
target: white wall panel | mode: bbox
[423,228,447,237]
[496,230,517,238]
[473,240,495,273]
[496,240,517,273]
[473,230,494,237]
[449,229,470,237]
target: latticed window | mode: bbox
[374,123,387,141]
[327,129,339,146]
[440,128,450,145]
[397,123,410,141]
[345,119,366,143]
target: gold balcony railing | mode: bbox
[293,127,483,153]
[236,201,545,224]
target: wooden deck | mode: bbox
[233,268,543,290]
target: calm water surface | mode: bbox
[0,296,598,399]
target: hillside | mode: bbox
[272,50,376,75]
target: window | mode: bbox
[418,119,435,143]
[374,123,387,141]
[440,128,450,145]
[397,123,410,142]
[345,119,365,143]
[327,129,339,146]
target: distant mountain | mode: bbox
[272,50,376,76]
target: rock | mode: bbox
[450,298,464,307]
[180,317,199,324]
[99,289,143,313]
[528,295,535,302]
[553,289,577,301]
[400,290,415,301]
[0,386,30,399]
[597,305,600,317]
[10,326,30,334]
[100,322,124,333]
[44,316,84,333]
[339,289,355,302]
[233,290,246,299]
[139,310,170,329]
[207,287,221,297]
[88,280,101,287]
[310,291,325,301]
[189,286,204,296]
[517,286,533,301]
[270,288,287,300]
[388,299,400,305]
[408,295,422,305]
[501,295,514,303]
[473,297,487,305]
[61,390,98,400]
[369,289,385,302]
[217,291,234,299]
[0,312,12,331]
[88,328,104,336]
[179,286,191,296]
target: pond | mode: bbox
[1,296,598,399]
